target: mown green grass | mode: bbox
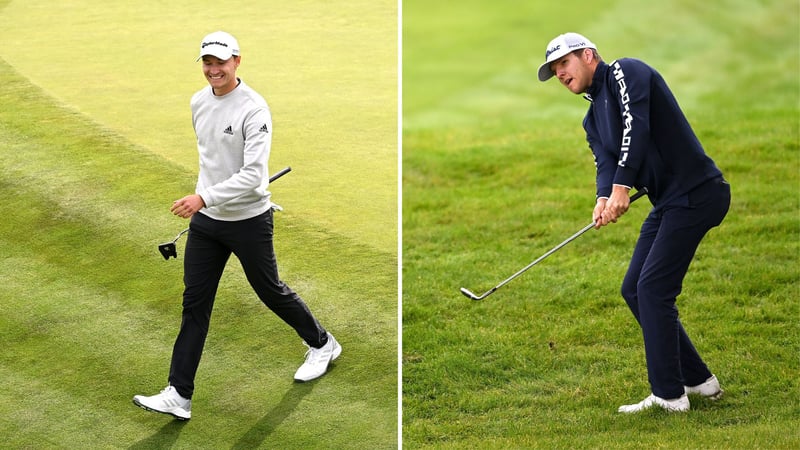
[403,0,799,448]
[1,0,397,253]
[0,1,397,448]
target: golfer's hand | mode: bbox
[171,194,205,219]
[593,198,607,229]
[597,185,630,227]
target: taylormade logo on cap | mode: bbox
[537,32,596,82]
[197,31,240,62]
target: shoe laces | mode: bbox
[301,342,329,364]
[161,385,185,401]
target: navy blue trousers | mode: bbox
[168,209,328,399]
[621,177,730,399]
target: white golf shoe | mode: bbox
[294,333,342,382]
[685,374,724,400]
[133,385,192,420]
[618,393,690,414]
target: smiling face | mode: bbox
[549,49,597,94]
[201,55,241,96]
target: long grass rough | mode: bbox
[403,0,799,448]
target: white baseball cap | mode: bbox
[197,31,240,61]
[537,32,597,82]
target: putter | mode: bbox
[158,166,292,260]
[460,188,648,301]
[158,228,189,260]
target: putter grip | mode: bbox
[269,166,292,183]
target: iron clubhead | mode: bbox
[460,287,482,301]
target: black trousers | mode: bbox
[621,177,730,399]
[168,209,327,399]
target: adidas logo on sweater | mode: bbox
[259,124,269,133]
[223,126,233,135]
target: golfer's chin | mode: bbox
[209,79,236,95]
[564,82,583,95]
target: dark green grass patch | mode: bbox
[402,0,799,448]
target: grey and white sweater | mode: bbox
[190,78,273,221]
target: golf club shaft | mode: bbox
[269,166,291,182]
[461,188,648,300]
[498,188,649,287]
[489,221,596,292]
[171,227,191,243]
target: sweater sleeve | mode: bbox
[609,59,651,189]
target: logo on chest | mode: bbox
[223,125,234,135]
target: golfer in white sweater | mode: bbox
[133,31,340,420]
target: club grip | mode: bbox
[629,187,648,203]
[268,166,292,183]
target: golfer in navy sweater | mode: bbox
[538,33,730,413]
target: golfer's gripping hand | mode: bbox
[171,194,205,219]
[594,185,631,229]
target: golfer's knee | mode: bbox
[621,286,642,321]
[621,278,637,304]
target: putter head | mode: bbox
[460,287,482,301]
[158,242,178,260]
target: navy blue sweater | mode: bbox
[583,59,722,208]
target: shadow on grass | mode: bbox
[231,382,316,450]
[128,420,187,450]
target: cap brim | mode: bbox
[537,61,555,82]
[196,49,234,62]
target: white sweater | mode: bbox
[190,79,273,221]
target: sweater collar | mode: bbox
[212,78,243,97]
[584,61,609,102]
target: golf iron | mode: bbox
[158,166,293,260]
[460,188,648,301]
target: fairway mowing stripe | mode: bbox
[0,176,185,313]
[0,58,193,249]
[1,240,396,445]
[0,365,159,447]
[0,254,177,374]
